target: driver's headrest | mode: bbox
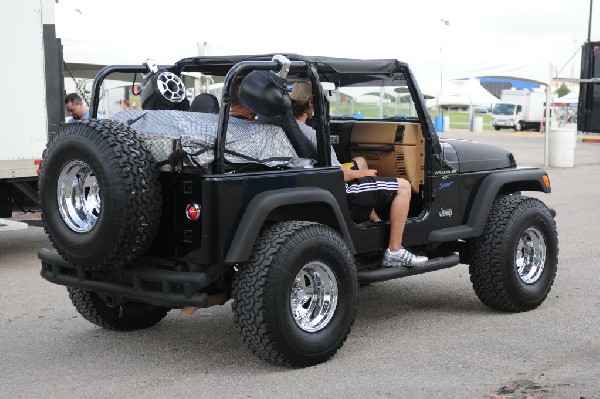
[239,70,291,117]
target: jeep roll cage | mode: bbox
[89,54,441,173]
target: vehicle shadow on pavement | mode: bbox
[44,283,489,373]
[47,304,286,372]
[355,273,492,323]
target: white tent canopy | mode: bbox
[337,86,410,101]
[555,90,579,105]
[424,78,500,109]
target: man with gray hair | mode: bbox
[289,81,428,268]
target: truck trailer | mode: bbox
[0,0,64,218]
[491,89,546,132]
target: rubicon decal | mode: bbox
[434,169,457,175]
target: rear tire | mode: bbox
[39,120,162,271]
[469,195,558,312]
[232,221,357,367]
[67,287,169,331]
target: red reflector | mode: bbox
[186,203,201,220]
[34,159,42,165]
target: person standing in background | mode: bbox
[64,93,89,123]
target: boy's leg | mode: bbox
[387,178,411,250]
[380,178,428,267]
[350,157,380,222]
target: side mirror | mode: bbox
[320,82,336,92]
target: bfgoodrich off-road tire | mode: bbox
[232,221,357,367]
[67,287,169,331]
[39,120,162,271]
[469,195,558,312]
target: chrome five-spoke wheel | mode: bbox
[57,160,101,233]
[515,226,546,284]
[290,261,338,333]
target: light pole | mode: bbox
[438,19,450,124]
[588,0,593,42]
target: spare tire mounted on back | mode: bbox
[39,119,162,272]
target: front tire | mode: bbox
[469,195,558,312]
[67,287,169,331]
[232,221,357,367]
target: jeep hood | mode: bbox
[441,139,516,173]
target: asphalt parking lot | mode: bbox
[0,131,599,399]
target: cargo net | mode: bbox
[110,110,303,168]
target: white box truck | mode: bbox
[491,90,546,132]
[0,0,64,218]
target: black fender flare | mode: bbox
[224,187,355,263]
[428,168,551,242]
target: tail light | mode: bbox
[185,203,201,220]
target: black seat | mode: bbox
[257,112,317,160]
[330,120,354,163]
[190,93,220,113]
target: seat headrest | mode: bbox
[190,93,220,114]
[239,70,290,117]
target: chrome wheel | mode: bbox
[290,261,338,332]
[515,226,546,284]
[57,160,101,233]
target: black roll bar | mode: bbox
[306,64,330,167]
[212,60,280,174]
[89,57,333,173]
[90,64,173,119]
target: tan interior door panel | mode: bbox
[350,122,420,145]
[350,122,424,192]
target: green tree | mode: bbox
[557,83,571,97]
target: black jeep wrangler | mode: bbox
[39,54,558,367]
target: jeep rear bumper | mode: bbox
[39,248,220,308]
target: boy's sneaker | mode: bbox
[382,247,428,268]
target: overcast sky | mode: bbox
[54,0,599,91]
